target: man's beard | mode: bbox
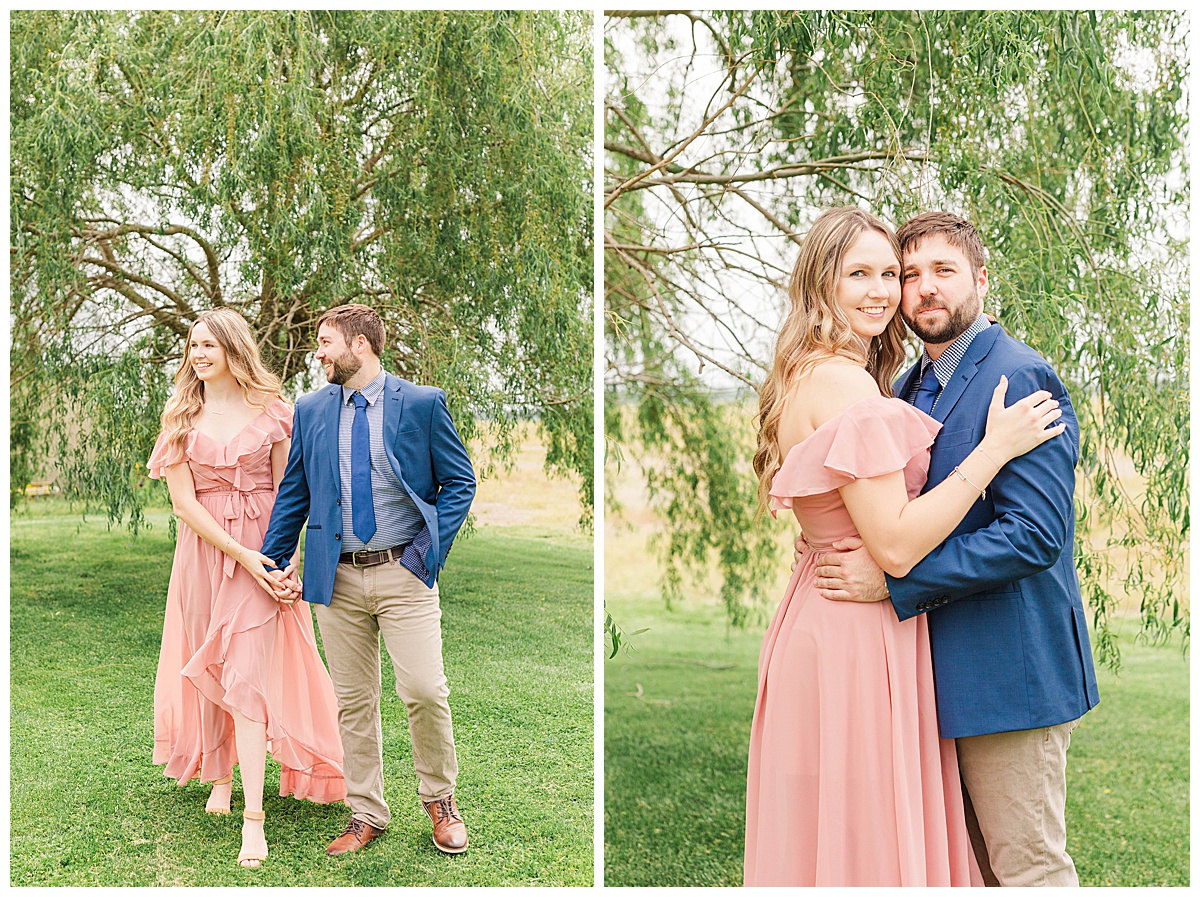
[326,350,363,385]
[902,288,982,345]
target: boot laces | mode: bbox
[432,796,462,821]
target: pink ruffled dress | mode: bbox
[147,398,346,804]
[744,396,981,886]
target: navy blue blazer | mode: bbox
[260,373,476,604]
[886,325,1099,738]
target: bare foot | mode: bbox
[206,774,232,815]
[238,811,268,868]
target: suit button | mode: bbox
[336,499,341,506]
[335,533,341,541]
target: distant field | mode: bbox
[471,422,587,534]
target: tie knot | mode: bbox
[352,391,368,410]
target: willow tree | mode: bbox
[605,10,1188,663]
[12,9,593,529]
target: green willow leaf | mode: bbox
[12,10,594,529]
[605,10,1188,667]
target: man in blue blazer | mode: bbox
[257,304,476,857]
[811,213,1099,886]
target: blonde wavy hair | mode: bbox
[753,207,909,511]
[158,308,288,463]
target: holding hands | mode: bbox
[241,551,302,605]
[268,564,304,605]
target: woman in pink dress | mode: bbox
[147,308,346,868]
[745,208,1064,885]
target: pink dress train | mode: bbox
[147,399,346,804]
[744,396,981,886]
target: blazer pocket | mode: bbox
[967,581,1022,600]
[305,525,322,531]
[936,428,976,448]
[396,426,422,439]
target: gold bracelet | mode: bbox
[975,446,1001,470]
[952,465,986,501]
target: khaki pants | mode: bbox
[957,720,1080,887]
[315,559,458,829]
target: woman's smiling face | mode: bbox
[189,321,229,381]
[833,228,902,341]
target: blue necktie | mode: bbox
[913,364,941,415]
[351,392,377,544]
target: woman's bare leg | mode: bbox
[231,708,268,867]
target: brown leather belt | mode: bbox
[339,543,410,568]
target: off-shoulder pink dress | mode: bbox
[147,399,346,804]
[744,396,981,886]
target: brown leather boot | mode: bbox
[423,795,468,854]
[326,816,383,856]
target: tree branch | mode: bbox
[605,66,760,209]
[619,151,922,190]
[728,186,803,246]
[81,220,222,303]
[89,274,191,337]
[605,233,758,389]
[82,251,190,312]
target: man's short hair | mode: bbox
[897,212,987,277]
[316,304,385,357]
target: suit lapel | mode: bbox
[893,362,919,403]
[383,374,405,447]
[382,374,411,486]
[317,384,343,491]
[931,324,1002,424]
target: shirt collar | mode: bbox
[919,314,991,387]
[342,369,387,406]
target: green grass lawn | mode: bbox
[10,503,593,886]
[603,594,1189,887]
